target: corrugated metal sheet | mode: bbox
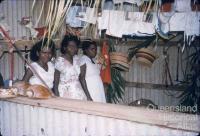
[0,0,190,107]
[0,45,190,106]
[0,0,46,80]
[0,100,198,136]
[0,0,46,39]
[0,52,25,80]
[115,44,190,106]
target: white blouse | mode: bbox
[79,55,106,103]
[54,56,86,100]
[28,62,55,89]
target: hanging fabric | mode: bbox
[66,6,86,27]
[175,0,192,12]
[100,41,111,84]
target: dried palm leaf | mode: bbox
[35,0,45,27]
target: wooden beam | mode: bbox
[0,38,179,50]
[125,81,187,91]
[0,39,61,50]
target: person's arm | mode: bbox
[53,69,60,96]
[79,64,93,101]
[23,67,55,96]
[22,68,33,82]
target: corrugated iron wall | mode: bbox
[0,45,189,106]
[115,44,190,106]
[0,52,25,80]
[0,0,46,80]
[0,0,189,107]
[0,0,46,39]
[0,101,197,136]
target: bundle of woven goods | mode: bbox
[135,48,158,67]
[0,88,17,98]
[110,52,130,72]
[0,81,52,99]
[12,81,52,99]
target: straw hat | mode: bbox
[110,52,130,71]
[136,48,158,67]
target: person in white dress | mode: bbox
[23,38,56,91]
[54,35,86,100]
[79,40,106,103]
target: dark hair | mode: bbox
[30,38,56,62]
[81,39,96,54]
[60,35,80,54]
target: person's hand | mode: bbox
[97,54,107,69]
[97,55,105,64]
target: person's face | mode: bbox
[65,41,78,56]
[38,47,52,63]
[86,44,97,58]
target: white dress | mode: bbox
[29,62,55,89]
[55,56,86,100]
[80,55,106,103]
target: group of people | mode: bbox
[22,35,106,103]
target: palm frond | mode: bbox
[107,41,125,103]
[178,41,200,114]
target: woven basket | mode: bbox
[136,48,158,67]
[135,53,155,62]
[110,52,130,71]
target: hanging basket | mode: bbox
[110,52,130,72]
[135,48,158,67]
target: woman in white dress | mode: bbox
[54,35,86,100]
[23,38,55,91]
[79,40,106,103]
